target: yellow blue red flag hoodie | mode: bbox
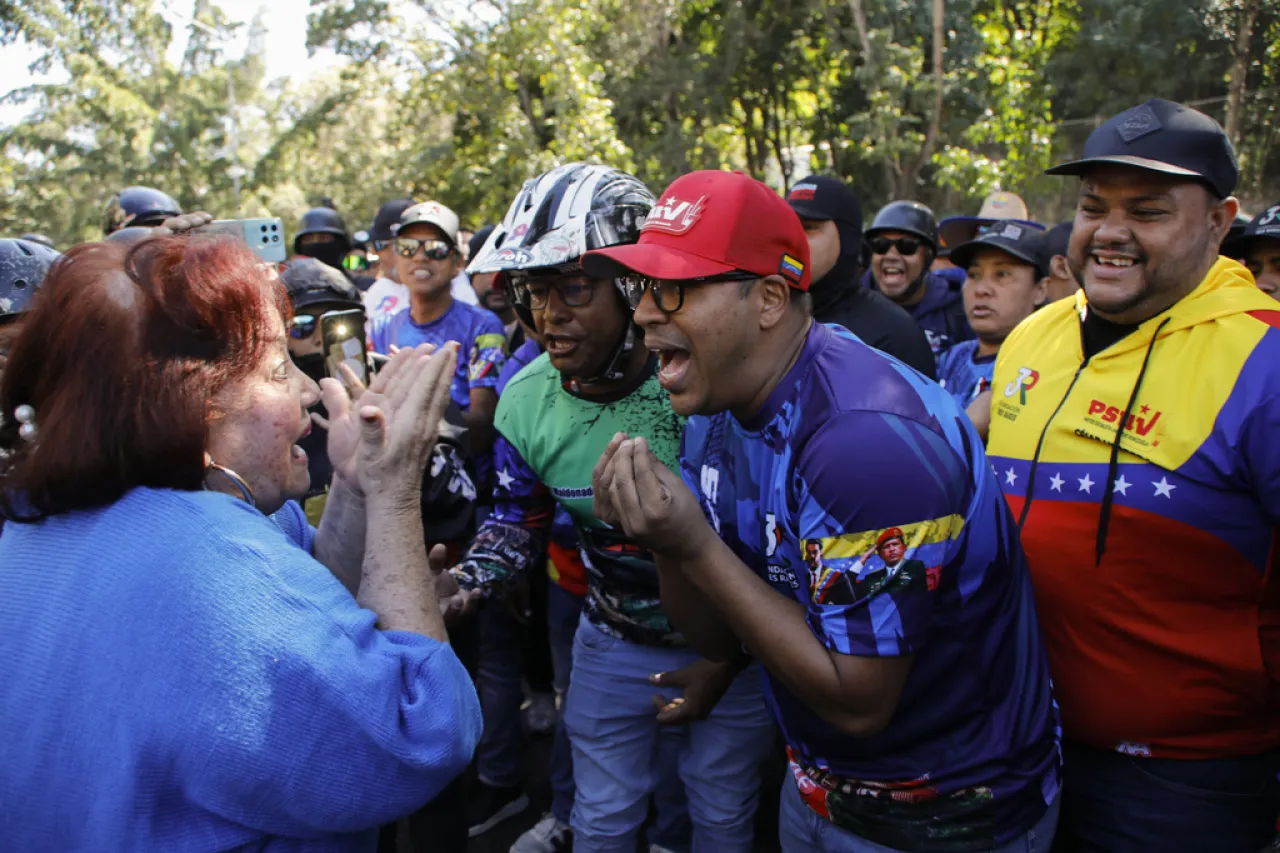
[988,256,1280,759]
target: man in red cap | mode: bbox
[584,170,1060,852]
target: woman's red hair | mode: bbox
[0,236,288,520]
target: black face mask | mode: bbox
[298,242,348,271]
[292,352,328,385]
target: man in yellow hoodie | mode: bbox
[987,98,1280,852]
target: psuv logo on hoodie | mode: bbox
[1085,400,1164,443]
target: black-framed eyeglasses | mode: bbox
[869,236,923,256]
[510,273,597,310]
[372,238,393,251]
[395,238,453,260]
[621,271,760,314]
[289,314,320,339]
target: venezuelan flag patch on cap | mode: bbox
[779,253,805,282]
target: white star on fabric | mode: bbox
[1049,473,1064,493]
[1152,476,1177,498]
[1077,474,1094,494]
[1113,475,1131,496]
[1005,468,1018,487]
[496,468,516,490]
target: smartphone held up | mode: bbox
[321,309,369,386]
[196,218,288,263]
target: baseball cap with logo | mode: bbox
[1045,98,1238,198]
[785,175,863,232]
[582,170,811,290]
[1223,202,1280,259]
[395,201,461,247]
[948,220,1048,280]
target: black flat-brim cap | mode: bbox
[1222,202,1280,257]
[949,220,1047,279]
[1045,98,1238,198]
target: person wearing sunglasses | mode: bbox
[863,200,974,364]
[452,164,773,853]
[280,258,366,505]
[585,169,1059,853]
[370,201,507,459]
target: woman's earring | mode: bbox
[203,458,256,508]
[14,404,37,443]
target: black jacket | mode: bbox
[811,221,937,379]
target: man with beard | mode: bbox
[864,200,974,362]
[786,176,935,378]
[986,98,1280,852]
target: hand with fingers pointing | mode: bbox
[593,432,711,561]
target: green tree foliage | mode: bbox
[3,0,1279,247]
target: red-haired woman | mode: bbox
[0,236,483,850]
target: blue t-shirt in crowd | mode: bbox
[497,336,543,395]
[370,299,507,411]
[936,339,996,410]
[679,322,1059,850]
[0,488,482,851]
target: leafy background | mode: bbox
[3,0,1277,246]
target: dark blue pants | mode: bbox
[1053,742,1280,853]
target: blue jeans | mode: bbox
[475,596,523,788]
[546,582,581,825]
[547,585,691,849]
[564,615,776,853]
[779,773,1059,853]
[1054,742,1280,853]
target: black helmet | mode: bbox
[865,201,939,252]
[280,257,363,311]
[0,239,61,320]
[18,233,54,250]
[102,186,182,236]
[293,207,351,255]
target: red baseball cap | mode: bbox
[582,170,811,291]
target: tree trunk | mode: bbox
[1225,0,1261,150]
[901,0,945,198]
[847,0,873,61]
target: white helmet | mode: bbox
[468,163,654,275]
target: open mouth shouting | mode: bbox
[877,258,908,288]
[544,334,580,359]
[649,339,692,392]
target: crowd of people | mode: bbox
[0,96,1277,853]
